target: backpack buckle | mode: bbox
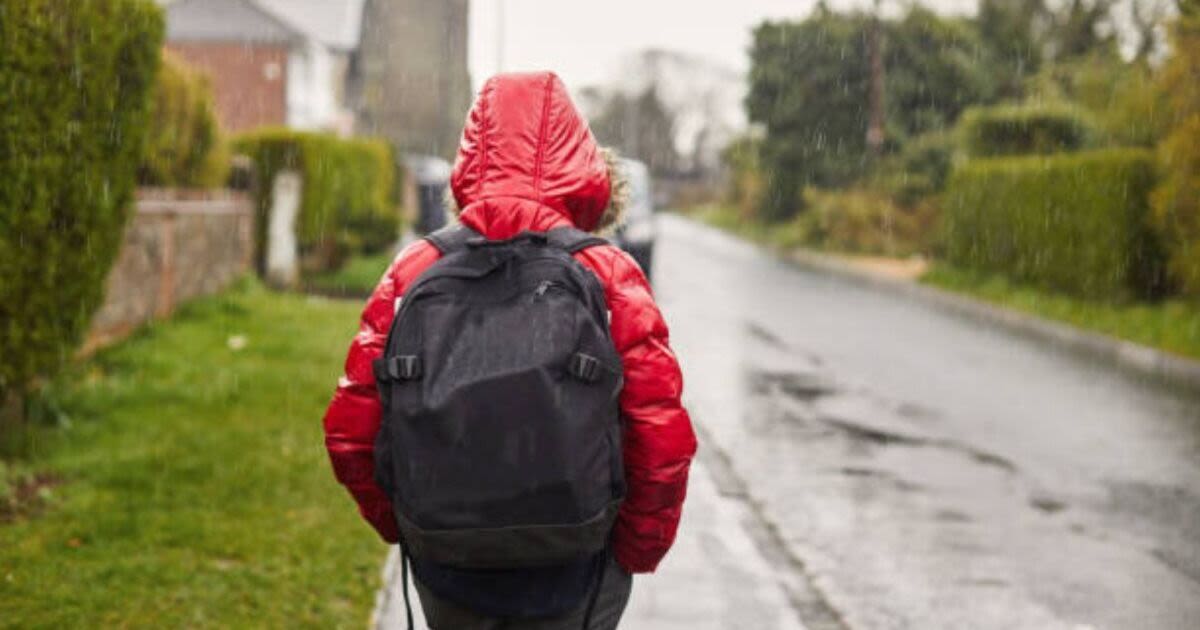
[568,353,601,383]
[388,355,422,381]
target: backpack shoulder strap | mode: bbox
[546,226,609,254]
[424,224,479,254]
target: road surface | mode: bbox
[377,215,1200,629]
[655,215,1200,629]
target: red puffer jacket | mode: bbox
[322,72,697,574]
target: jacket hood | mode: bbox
[450,72,623,235]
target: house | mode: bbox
[163,0,364,134]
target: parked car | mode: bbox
[406,155,452,235]
[613,158,656,279]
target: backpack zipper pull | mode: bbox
[535,280,553,297]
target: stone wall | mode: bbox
[85,189,253,352]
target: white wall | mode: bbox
[286,38,340,131]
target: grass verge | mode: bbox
[923,265,1200,360]
[0,280,384,628]
[305,251,395,297]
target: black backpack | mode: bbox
[372,225,626,571]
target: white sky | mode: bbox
[468,0,979,91]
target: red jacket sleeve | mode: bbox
[588,248,698,574]
[322,240,439,543]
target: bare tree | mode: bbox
[1129,0,1172,61]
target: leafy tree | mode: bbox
[745,6,994,221]
[746,9,873,221]
[1026,53,1168,147]
[887,7,995,138]
[976,0,1050,98]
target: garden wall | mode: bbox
[85,189,253,352]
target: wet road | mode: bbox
[654,215,1200,630]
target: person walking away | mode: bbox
[322,71,697,630]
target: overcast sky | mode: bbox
[468,0,979,90]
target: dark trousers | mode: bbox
[413,555,633,630]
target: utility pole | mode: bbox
[866,0,886,160]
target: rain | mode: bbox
[1,0,1199,628]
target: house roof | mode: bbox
[165,0,303,44]
[164,0,364,51]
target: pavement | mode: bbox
[373,459,806,630]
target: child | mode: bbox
[322,72,696,630]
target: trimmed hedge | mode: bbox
[234,130,398,273]
[942,149,1166,299]
[958,104,1100,158]
[0,0,163,408]
[139,51,229,188]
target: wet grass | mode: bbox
[0,281,384,628]
[923,265,1200,361]
[305,250,395,297]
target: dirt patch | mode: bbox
[835,254,929,281]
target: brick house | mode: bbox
[163,0,363,134]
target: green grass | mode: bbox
[688,204,797,249]
[923,265,1200,360]
[306,251,395,297]
[0,280,385,628]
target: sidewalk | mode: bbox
[372,461,804,630]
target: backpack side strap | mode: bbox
[546,227,609,254]
[424,224,480,254]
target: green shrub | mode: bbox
[1151,7,1200,296]
[1151,115,1200,296]
[234,130,398,273]
[139,51,229,188]
[794,188,937,257]
[721,136,766,222]
[958,104,1100,158]
[1027,56,1170,149]
[0,0,163,414]
[876,130,956,206]
[942,149,1166,299]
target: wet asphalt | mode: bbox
[654,215,1200,630]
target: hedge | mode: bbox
[958,104,1100,158]
[1152,115,1200,296]
[0,0,163,412]
[876,130,956,206]
[139,51,229,188]
[234,130,398,273]
[942,149,1166,300]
